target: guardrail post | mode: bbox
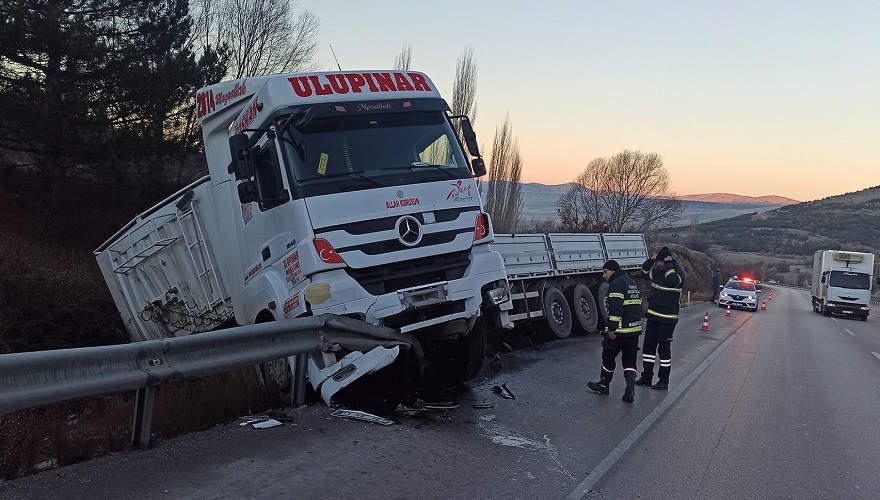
[292,354,308,406]
[132,387,156,449]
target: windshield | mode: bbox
[278,107,471,194]
[829,270,870,290]
[725,281,756,292]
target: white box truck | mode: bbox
[811,250,874,320]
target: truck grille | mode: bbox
[314,207,477,236]
[347,251,470,295]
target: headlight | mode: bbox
[487,285,510,305]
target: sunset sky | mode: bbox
[304,1,879,203]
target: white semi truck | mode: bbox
[811,250,874,320]
[94,69,647,403]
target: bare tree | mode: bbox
[394,42,412,70]
[484,115,523,233]
[557,150,682,233]
[192,0,319,79]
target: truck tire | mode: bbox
[821,302,831,317]
[255,312,294,407]
[595,282,610,321]
[534,287,572,339]
[565,283,599,334]
[443,317,488,385]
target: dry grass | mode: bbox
[0,369,271,480]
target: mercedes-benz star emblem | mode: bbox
[396,216,422,246]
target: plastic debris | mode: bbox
[492,383,516,400]
[331,409,395,426]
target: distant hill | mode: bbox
[661,185,880,256]
[508,182,793,227]
[676,193,800,205]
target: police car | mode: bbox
[718,277,760,312]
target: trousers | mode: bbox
[599,334,640,382]
[640,320,676,384]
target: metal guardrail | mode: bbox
[0,314,406,448]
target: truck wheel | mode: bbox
[443,317,488,385]
[589,282,610,331]
[821,303,830,317]
[565,284,599,334]
[255,313,293,407]
[595,282,610,321]
[260,359,293,406]
[534,287,572,339]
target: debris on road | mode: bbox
[331,409,395,426]
[394,399,452,422]
[492,383,516,400]
[252,419,283,429]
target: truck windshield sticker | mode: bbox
[318,153,329,175]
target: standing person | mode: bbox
[711,268,721,304]
[635,246,685,390]
[587,260,643,403]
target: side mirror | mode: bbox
[237,181,258,204]
[471,157,487,177]
[459,118,481,158]
[229,134,255,180]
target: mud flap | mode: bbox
[307,346,400,406]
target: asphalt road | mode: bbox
[2,286,880,500]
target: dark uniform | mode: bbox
[636,246,684,390]
[587,260,643,403]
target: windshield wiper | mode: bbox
[299,171,386,189]
[378,162,459,179]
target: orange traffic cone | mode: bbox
[761,299,767,311]
[725,304,731,317]
[768,290,773,300]
[700,311,710,331]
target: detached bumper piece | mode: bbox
[308,346,400,405]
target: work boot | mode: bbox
[651,381,669,390]
[587,380,609,395]
[622,372,635,403]
[634,376,652,386]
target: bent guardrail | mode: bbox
[0,314,406,448]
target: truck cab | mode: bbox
[96,71,512,404]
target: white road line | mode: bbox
[845,328,856,336]
[873,352,880,361]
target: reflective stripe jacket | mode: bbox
[641,257,685,324]
[605,270,643,336]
